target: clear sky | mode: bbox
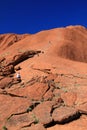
[0,0,87,34]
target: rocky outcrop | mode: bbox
[0,49,41,79]
[0,33,30,50]
[0,71,87,130]
[0,76,22,89]
[0,65,14,76]
[1,26,87,130]
[52,106,80,124]
[33,101,53,126]
[5,50,41,66]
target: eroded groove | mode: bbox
[58,73,87,79]
[7,101,40,120]
[31,67,51,74]
[21,121,35,128]
[0,90,27,98]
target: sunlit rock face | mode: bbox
[0,25,87,130]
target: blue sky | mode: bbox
[0,0,87,34]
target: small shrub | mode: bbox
[32,114,39,124]
[34,118,39,124]
[2,126,8,130]
[26,107,32,112]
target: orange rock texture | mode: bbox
[0,25,87,130]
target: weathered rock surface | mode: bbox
[52,106,80,123]
[0,77,22,89]
[23,124,47,130]
[33,101,54,126]
[47,115,87,130]
[76,102,87,114]
[0,26,87,130]
[0,65,14,76]
[26,82,49,100]
[0,33,29,50]
[61,92,77,106]
[0,77,13,89]
[5,50,41,66]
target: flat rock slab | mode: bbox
[61,92,77,106]
[47,115,87,130]
[23,124,46,130]
[76,102,87,114]
[26,82,49,100]
[52,106,80,123]
[33,101,56,126]
[73,86,87,105]
[0,94,31,128]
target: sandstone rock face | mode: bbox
[0,77,13,89]
[0,26,87,130]
[76,103,87,114]
[47,115,87,130]
[57,26,87,63]
[61,92,77,106]
[0,33,29,50]
[52,106,80,123]
[33,101,53,126]
[26,82,49,100]
[0,65,15,76]
[4,50,41,67]
[25,124,47,130]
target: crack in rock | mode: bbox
[0,90,27,98]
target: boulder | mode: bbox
[52,106,80,123]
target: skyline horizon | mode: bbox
[0,24,87,35]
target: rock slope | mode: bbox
[0,25,87,130]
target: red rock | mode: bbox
[0,95,31,129]
[6,112,34,129]
[33,101,55,125]
[0,26,87,130]
[45,73,58,81]
[76,102,87,114]
[43,89,54,101]
[52,106,80,123]
[0,57,5,63]
[26,124,46,130]
[27,82,49,100]
[47,115,87,130]
[1,65,14,76]
[0,77,13,89]
[0,33,29,51]
[61,92,77,106]
[5,50,41,66]
[74,86,87,105]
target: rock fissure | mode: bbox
[32,67,51,74]
[0,90,27,98]
[7,101,40,121]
